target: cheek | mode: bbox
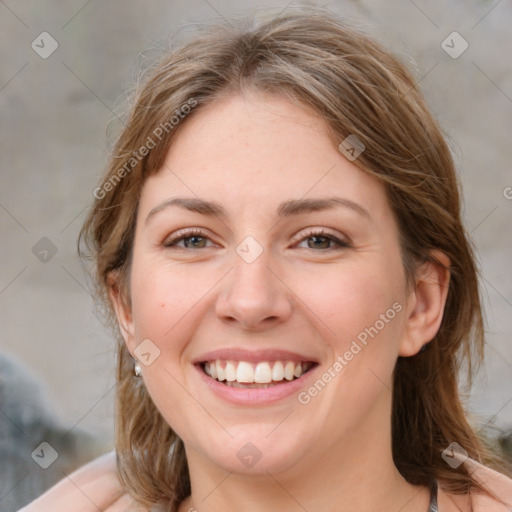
[130,261,206,343]
[295,260,402,349]
[128,262,206,440]
[303,265,404,403]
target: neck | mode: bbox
[179,404,431,512]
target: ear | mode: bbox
[399,250,451,357]
[107,271,136,355]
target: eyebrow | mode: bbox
[145,196,372,225]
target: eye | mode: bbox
[163,227,351,251]
[294,228,351,251]
[163,228,214,249]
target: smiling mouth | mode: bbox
[200,359,317,388]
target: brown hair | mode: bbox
[79,6,510,510]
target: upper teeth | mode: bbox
[204,360,311,384]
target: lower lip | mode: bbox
[195,365,317,405]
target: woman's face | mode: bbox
[115,92,425,477]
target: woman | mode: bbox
[20,7,512,512]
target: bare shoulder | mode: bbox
[469,458,512,511]
[438,458,512,512]
[18,451,149,512]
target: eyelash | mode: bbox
[163,227,351,251]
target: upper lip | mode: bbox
[192,348,319,364]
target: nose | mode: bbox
[215,246,293,331]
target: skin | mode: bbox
[110,90,451,512]
[19,454,512,511]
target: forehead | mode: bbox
[139,91,391,224]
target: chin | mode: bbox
[199,430,314,476]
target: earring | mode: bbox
[420,342,429,353]
[134,361,142,376]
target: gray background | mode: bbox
[1,0,511,492]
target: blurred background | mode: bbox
[1,0,511,510]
